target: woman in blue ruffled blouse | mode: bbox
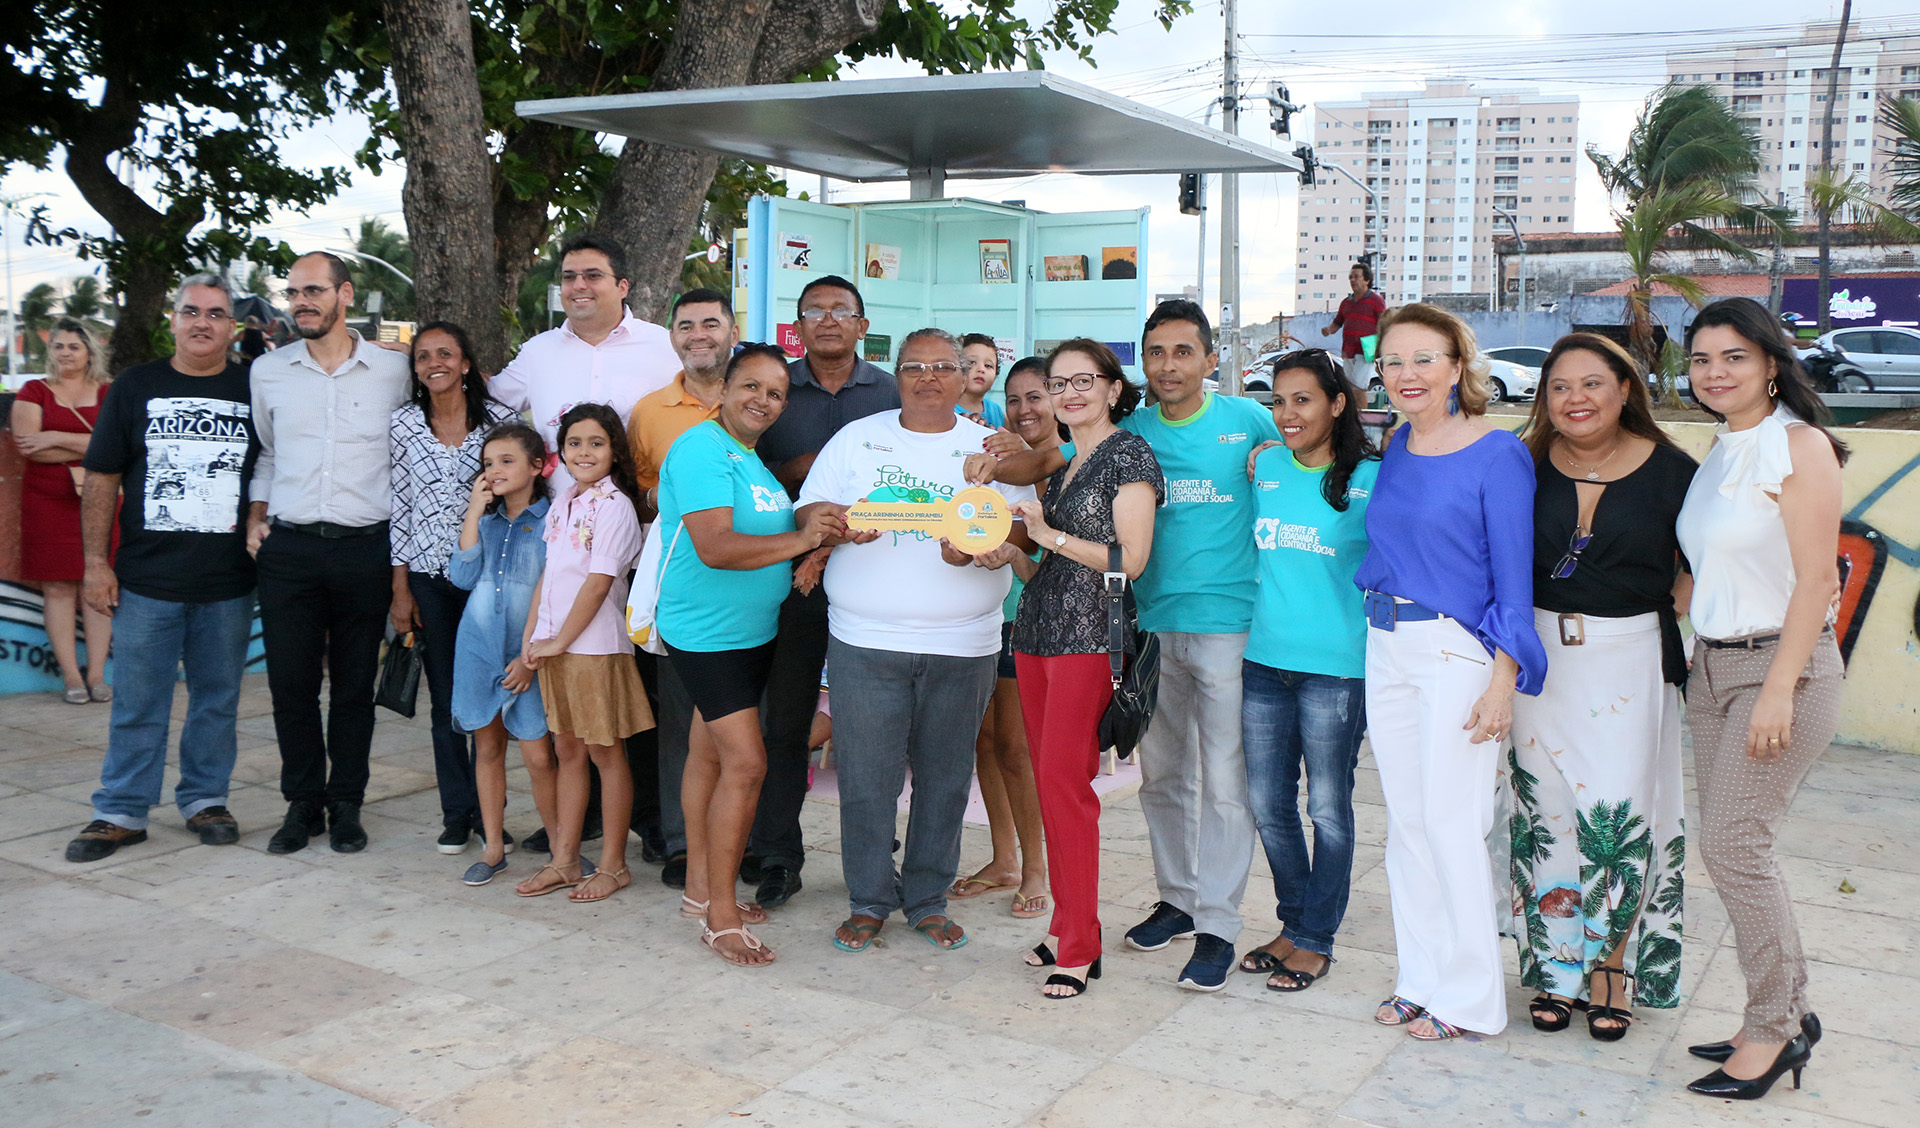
[1353,303,1548,1041]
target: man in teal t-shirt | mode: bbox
[1118,301,1279,991]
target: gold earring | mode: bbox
[1767,379,1777,397]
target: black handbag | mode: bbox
[374,631,423,718]
[1096,543,1159,759]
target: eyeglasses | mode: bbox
[1549,526,1594,580]
[287,284,339,301]
[897,362,963,378]
[798,306,861,323]
[1375,350,1455,377]
[1044,372,1111,395]
[176,306,233,323]
[559,269,612,285]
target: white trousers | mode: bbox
[1136,630,1254,941]
[1365,615,1508,1035]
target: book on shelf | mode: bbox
[862,334,893,364]
[779,231,812,270]
[979,239,1014,284]
[1043,254,1089,282]
[1100,246,1138,280]
[862,243,901,280]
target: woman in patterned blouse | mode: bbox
[388,321,520,855]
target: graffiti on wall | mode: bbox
[0,580,266,696]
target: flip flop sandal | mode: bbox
[1011,892,1050,918]
[680,895,770,924]
[913,918,969,950]
[569,866,630,903]
[833,919,882,952]
[1529,994,1587,1033]
[514,862,583,898]
[1408,1015,1469,1041]
[703,925,775,967]
[1240,938,1293,973]
[949,876,1017,899]
[1266,955,1333,993]
[1375,996,1427,1026]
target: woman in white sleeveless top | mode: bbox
[1674,298,1846,1102]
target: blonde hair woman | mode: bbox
[11,317,115,702]
[1351,303,1547,1040]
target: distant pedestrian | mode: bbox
[1321,262,1386,391]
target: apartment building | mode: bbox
[1666,20,1920,210]
[1294,80,1580,314]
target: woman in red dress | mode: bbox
[12,318,116,703]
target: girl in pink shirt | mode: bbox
[519,403,654,901]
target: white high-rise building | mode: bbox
[1666,20,1920,212]
[1294,80,1580,314]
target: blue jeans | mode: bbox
[1240,660,1367,957]
[92,590,253,829]
[828,636,998,927]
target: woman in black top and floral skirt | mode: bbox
[1010,339,1162,1000]
[1509,333,1697,1041]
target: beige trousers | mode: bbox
[1686,634,1844,1042]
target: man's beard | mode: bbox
[296,306,340,340]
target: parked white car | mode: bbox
[1368,353,1538,402]
[1798,325,1920,389]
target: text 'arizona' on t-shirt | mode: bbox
[799,412,1036,658]
[1247,448,1379,679]
[80,358,259,603]
[1121,392,1282,634]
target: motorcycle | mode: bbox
[1802,340,1875,394]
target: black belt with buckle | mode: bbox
[1697,627,1830,650]
[271,518,390,539]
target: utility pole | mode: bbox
[1194,174,1208,307]
[1493,204,1526,346]
[1816,1,1853,334]
[1218,0,1241,394]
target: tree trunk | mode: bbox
[597,0,882,323]
[382,0,508,373]
[1816,1,1852,334]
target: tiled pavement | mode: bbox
[2,674,1916,1127]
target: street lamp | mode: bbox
[1492,204,1526,347]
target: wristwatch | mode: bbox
[1053,532,1068,550]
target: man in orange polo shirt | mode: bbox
[627,286,739,886]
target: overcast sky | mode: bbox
[4,0,1915,330]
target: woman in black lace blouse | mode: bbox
[1010,338,1162,999]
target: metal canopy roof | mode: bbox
[517,71,1298,197]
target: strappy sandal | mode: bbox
[832,918,882,952]
[1529,994,1588,1033]
[1588,968,1635,1042]
[1042,957,1102,1000]
[1025,941,1057,967]
[1011,891,1050,918]
[1408,1014,1469,1041]
[1241,935,1294,973]
[680,895,769,924]
[1266,953,1333,993]
[568,865,630,903]
[514,861,583,898]
[703,925,775,967]
[1375,996,1427,1026]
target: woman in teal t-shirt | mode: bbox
[1240,348,1380,994]
[656,344,842,968]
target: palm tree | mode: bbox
[1589,84,1788,389]
[64,277,104,321]
[348,217,415,321]
[1575,798,1653,950]
[19,282,58,364]
[1882,95,1920,217]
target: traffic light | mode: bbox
[1293,143,1317,187]
[1268,82,1302,138]
[1178,172,1204,215]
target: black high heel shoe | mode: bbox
[1688,1013,1821,1063]
[1026,941,1056,967]
[1043,957,1102,1000]
[1686,1034,1812,1100]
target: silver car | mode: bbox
[1810,326,1920,389]
[1366,354,1538,402]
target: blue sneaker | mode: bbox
[1177,933,1235,992]
[1125,901,1197,952]
[463,858,508,886]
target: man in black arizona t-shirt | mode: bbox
[64,273,260,863]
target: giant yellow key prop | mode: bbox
[843,485,1014,553]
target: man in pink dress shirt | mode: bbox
[489,233,679,858]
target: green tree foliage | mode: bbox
[1,2,387,365]
[1589,84,1787,388]
[348,216,417,321]
[1879,95,1920,217]
[19,282,58,364]
[63,277,104,321]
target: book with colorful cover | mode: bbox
[863,243,901,280]
[1043,254,1089,281]
[779,231,812,270]
[979,239,1013,284]
[862,334,893,364]
[1100,246,1138,280]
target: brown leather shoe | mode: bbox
[186,806,240,845]
[65,820,148,863]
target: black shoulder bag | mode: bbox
[1095,543,1159,759]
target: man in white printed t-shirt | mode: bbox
[796,328,1037,953]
